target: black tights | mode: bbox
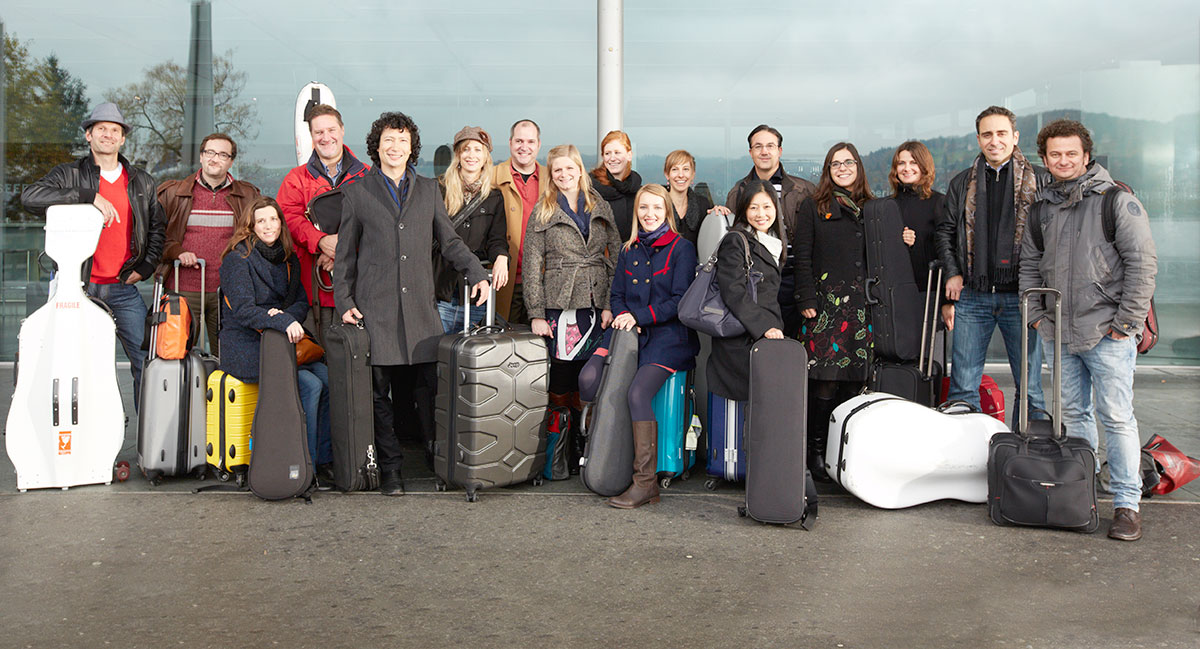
[811,379,862,404]
[578,354,671,422]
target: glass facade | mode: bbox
[2,0,1198,362]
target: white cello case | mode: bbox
[294,82,336,165]
[6,205,125,490]
[825,392,1009,509]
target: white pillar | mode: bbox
[597,0,623,146]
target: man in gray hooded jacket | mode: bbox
[1019,119,1157,542]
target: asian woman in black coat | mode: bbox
[706,178,786,404]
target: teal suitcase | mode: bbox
[652,370,697,488]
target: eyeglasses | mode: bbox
[830,160,857,170]
[201,149,233,161]
[751,143,779,152]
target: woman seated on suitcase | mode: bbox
[523,143,623,451]
[706,178,786,414]
[577,184,700,509]
[219,196,333,482]
[434,126,510,333]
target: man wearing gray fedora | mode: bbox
[22,102,167,413]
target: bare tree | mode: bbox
[106,50,258,173]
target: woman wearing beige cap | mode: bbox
[435,126,510,332]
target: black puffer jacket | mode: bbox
[21,152,166,282]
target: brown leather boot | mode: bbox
[607,421,660,509]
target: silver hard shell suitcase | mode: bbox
[433,282,550,501]
[136,263,209,484]
[579,328,639,497]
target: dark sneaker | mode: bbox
[1108,507,1142,541]
[316,463,336,485]
[379,469,405,496]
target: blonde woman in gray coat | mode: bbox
[523,143,622,443]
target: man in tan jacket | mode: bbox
[490,119,548,323]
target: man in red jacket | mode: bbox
[277,104,368,335]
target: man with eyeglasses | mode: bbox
[724,124,816,337]
[156,133,261,355]
[21,102,167,413]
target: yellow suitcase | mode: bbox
[206,370,258,485]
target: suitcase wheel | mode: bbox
[659,477,672,490]
[532,475,544,487]
[736,505,747,518]
[434,480,447,492]
[465,490,478,503]
[704,478,718,491]
[235,472,247,488]
[217,470,231,482]
[114,461,131,482]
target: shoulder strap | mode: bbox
[1030,201,1045,252]
[731,230,754,272]
[1101,188,1125,245]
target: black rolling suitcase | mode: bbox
[739,338,817,528]
[248,329,314,501]
[987,288,1099,533]
[863,198,922,362]
[579,328,639,497]
[324,317,379,491]
[433,282,550,502]
[868,263,944,407]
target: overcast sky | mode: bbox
[3,0,1198,169]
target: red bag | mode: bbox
[1144,435,1200,495]
[940,374,1005,423]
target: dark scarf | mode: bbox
[605,169,639,197]
[637,221,670,247]
[557,193,591,241]
[833,188,861,218]
[674,188,707,236]
[963,148,1038,289]
[254,240,303,308]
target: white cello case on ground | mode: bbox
[294,82,336,165]
[6,205,125,491]
[825,392,1009,509]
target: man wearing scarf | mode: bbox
[935,106,1049,416]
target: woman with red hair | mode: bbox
[590,130,642,242]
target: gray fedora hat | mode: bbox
[80,102,131,134]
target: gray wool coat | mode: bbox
[521,191,622,320]
[334,169,488,365]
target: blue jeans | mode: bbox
[948,288,1045,420]
[86,281,148,413]
[298,361,332,465]
[438,300,484,334]
[1044,333,1142,511]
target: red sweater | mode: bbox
[91,171,132,284]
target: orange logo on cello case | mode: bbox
[58,432,72,455]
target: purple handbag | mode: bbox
[678,231,762,338]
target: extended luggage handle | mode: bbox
[461,271,500,335]
[918,261,943,377]
[171,258,211,356]
[1019,288,1063,438]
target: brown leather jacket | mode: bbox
[155,172,261,275]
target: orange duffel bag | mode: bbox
[152,261,197,360]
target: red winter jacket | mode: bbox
[276,147,368,308]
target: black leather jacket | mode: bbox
[21,152,166,282]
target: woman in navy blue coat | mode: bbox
[219,196,332,480]
[578,184,699,509]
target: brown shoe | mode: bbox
[1108,507,1142,541]
[607,421,661,509]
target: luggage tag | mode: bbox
[685,415,702,451]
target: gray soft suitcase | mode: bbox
[739,338,817,528]
[579,328,639,497]
[137,270,207,484]
[324,318,379,491]
[433,283,550,502]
